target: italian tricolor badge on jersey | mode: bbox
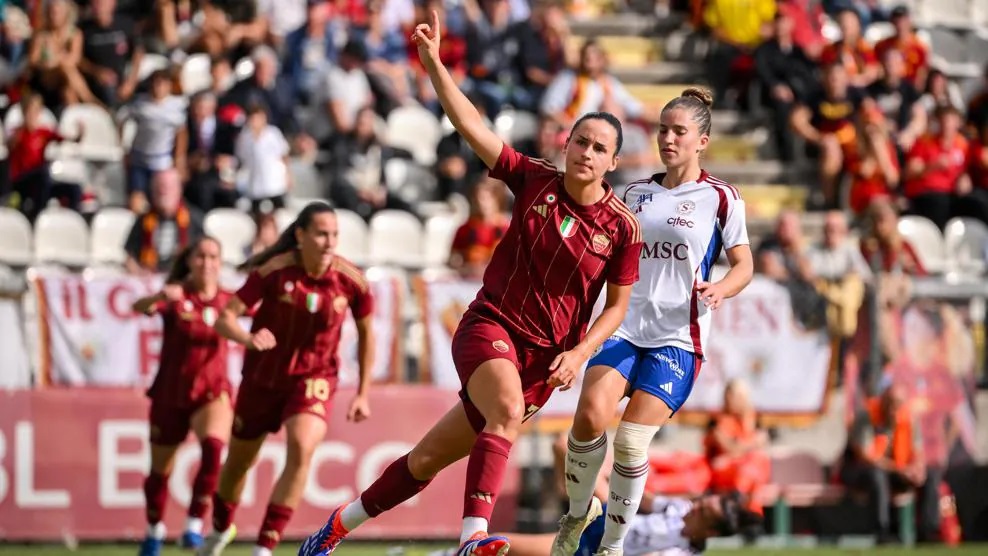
[559,216,578,238]
[306,293,321,313]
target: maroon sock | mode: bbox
[143,472,169,525]
[189,436,224,519]
[462,432,513,520]
[256,503,294,549]
[359,454,433,517]
[211,493,238,532]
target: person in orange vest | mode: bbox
[704,379,772,513]
[840,378,926,543]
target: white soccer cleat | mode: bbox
[550,496,603,556]
[593,548,623,556]
[196,524,237,556]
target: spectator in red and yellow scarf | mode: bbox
[125,168,204,274]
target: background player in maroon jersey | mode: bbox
[299,10,643,556]
[199,202,376,556]
[131,236,233,556]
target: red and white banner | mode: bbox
[0,387,518,541]
[0,296,31,389]
[419,275,832,417]
[32,271,402,388]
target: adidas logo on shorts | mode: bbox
[660,382,673,395]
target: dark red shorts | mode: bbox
[452,309,557,433]
[232,374,336,440]
[149,389,231,445]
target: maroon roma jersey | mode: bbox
[236,253,374,386]
[471,144,643,349]
[148,286,233,408]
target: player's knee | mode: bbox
[573,395,612,440]
[612,421,661,464]
[485,396,525,428]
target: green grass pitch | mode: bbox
[3,543,988,555]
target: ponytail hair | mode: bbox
[164,235,221,284]
[239,201,336,272]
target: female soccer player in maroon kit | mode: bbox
[132,236,233,556]
[299,11,643,556]
[199,202,376,556]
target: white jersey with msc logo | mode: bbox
[614,172,749,357]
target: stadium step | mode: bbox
[567,12,662,36]
[565,35,663,67]
[739,184,811,221]
[611,62,705,85]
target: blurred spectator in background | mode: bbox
[874,6,928,89]
[846,107,900,216]
[702,0,776,109]
[248,210,279,256]
[449,176,508,279]
[704,378,771,512]
[778,0,825,58]
[920,69,965,117]
[962,119,988,223]
[820,8,879,88]
[8,93,84,221]
[859,199,925,275]
[791,63,865,208]
[823,0,886,32]
[540,39,643,128]
[607,122,658,190]
[256,0,308,48]
[464,0,535,117]
[329,106,418,220]
[357,0,414,114]
[810,210,870,351]
[322,39,374,138]
[903,105,970,230]
[866,48,925,155]
[281,0,343,105]
[435,93,489,200]
[0,6,31,90]
[125,168,204,274]
[965,64,988,135]
[839,379,925,544]
[757,210,827,329]
[29,0,97,109]
[515,116,565,168]
[217,45,315,157]
[235,104,291,214]
[120,69,189,212]
[208,55,234,96]
[410,0,467,113]
[183,91,239,213]
[79,0,143,107]
[755,10,818,161]
[517,2,569,108]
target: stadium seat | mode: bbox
[386,105,441,166]
[137,53,170,81]
[57,104,124,162]
[120,118,137,150]
[273,207,298,233]
[368,209,424,267]
[90,208,136,266]
[180,53,213,95]
[49,157,89,186]
[234,57,255,82]
[204,208,257,267]
[944,217,988,277]
[3,103,57,135]
[289,159,326,199]
[34,207,91,268]
[0,207,33,267]
[494,109,539,146]
[423,213,461,267]
[334,208,369,266]
[897,215,947,273]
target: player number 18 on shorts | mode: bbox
[305,378,331,401]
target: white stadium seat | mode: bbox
[897,215,946,273]
[204,208,257,267]
[180,53,213,95]
[369,209,424,267]
[334,208,369,266]
[494,109,539,146]
[273,207,298,233]
[34,207,91,267]
[137,53,170,81]
[0,207,33,267]
[944,217,988,277]
[90,208,136,266]
[422,213,461,268]
[386,105,441,166]
[57,104,123,162]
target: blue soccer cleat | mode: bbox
[180,530,204,549]
[138,536,163,556]
[298,506,350,556]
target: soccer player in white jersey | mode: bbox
[551,88,754,556]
